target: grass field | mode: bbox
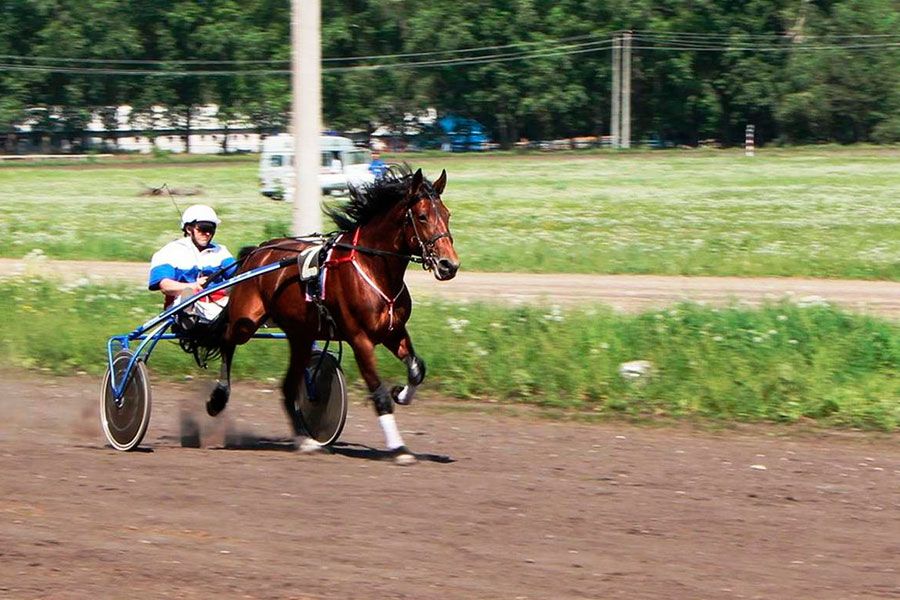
[1,146,897,279]
[1,278,896,430]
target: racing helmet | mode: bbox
[180,204,221,228]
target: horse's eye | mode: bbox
[417,213,428,223]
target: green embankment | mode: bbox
[2,279,896,430]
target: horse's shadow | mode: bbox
[193,431,455,463]
[167,415,454,463]
[330,441,455,464]
[223,433,296,452]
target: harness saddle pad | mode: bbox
[298,243,326,283]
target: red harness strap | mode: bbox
[323,228,360,268]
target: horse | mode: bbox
[208,167,459,465]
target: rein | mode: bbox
[331,241,425,264]
[203,234,422,289]
[214,184,451,332]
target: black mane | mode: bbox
[325,165,434,231]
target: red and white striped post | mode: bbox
[745,124,755,157]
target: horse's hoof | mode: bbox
[391,385,412,406]
[389,445,417,466]
[296,436,325,454]
[206,385,229,417]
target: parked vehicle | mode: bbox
[436,115,493,151]
[259,134,374,199]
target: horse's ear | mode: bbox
[433,169,447,195]
[409,168,425,197]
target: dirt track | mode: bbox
[2,258,899,317]
[1,371,898,599]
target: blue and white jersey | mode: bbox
[148,237,236,291]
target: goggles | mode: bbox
[193,222,217,234]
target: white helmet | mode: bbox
[181,204,220,228]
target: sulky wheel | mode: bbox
[292,350,348,447]
[100,349,152,451]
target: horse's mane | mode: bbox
[324,164,434,231]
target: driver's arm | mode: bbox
[158,276,208,297]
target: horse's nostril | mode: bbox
[436,259,459,280]
[438,258,458,273]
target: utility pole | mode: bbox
[291,0,323,235]
[621,31,632,149]
[610,31,633,149]
[610,33,621,149]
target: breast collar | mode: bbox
[322,229,406,331]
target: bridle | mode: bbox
[405,189,453,272]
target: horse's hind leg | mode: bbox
[281,337,320,452]
[350,335,416,465]
[207,344,234,416]
[384,326,425,406]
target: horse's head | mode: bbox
[404,168,459,281]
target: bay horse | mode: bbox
[209,167,458,465]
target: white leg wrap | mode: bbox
[396,384,417,405]
[378,414,405,450]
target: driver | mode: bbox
[148,204,236,321]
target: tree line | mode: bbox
[0,0,897,150]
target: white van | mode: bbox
[259,134,375,199]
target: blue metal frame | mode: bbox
[106,257,296,402]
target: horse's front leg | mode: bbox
[383,326,425,406]
[209,301,265,417]
[350,335,416,465]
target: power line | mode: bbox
[327,39,615,71]
[628,30,900,51]
[0,29,894,68]
[0,32,611,67]
[322,32,610,62]
[631,30,900,40]
[0,34,895,77]
[631,39,900,51]
[0,39,616,76]
[0,54,286,65]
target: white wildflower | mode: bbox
[467,341,489,357]
[543,305,564,322]
[447,317,470,334]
